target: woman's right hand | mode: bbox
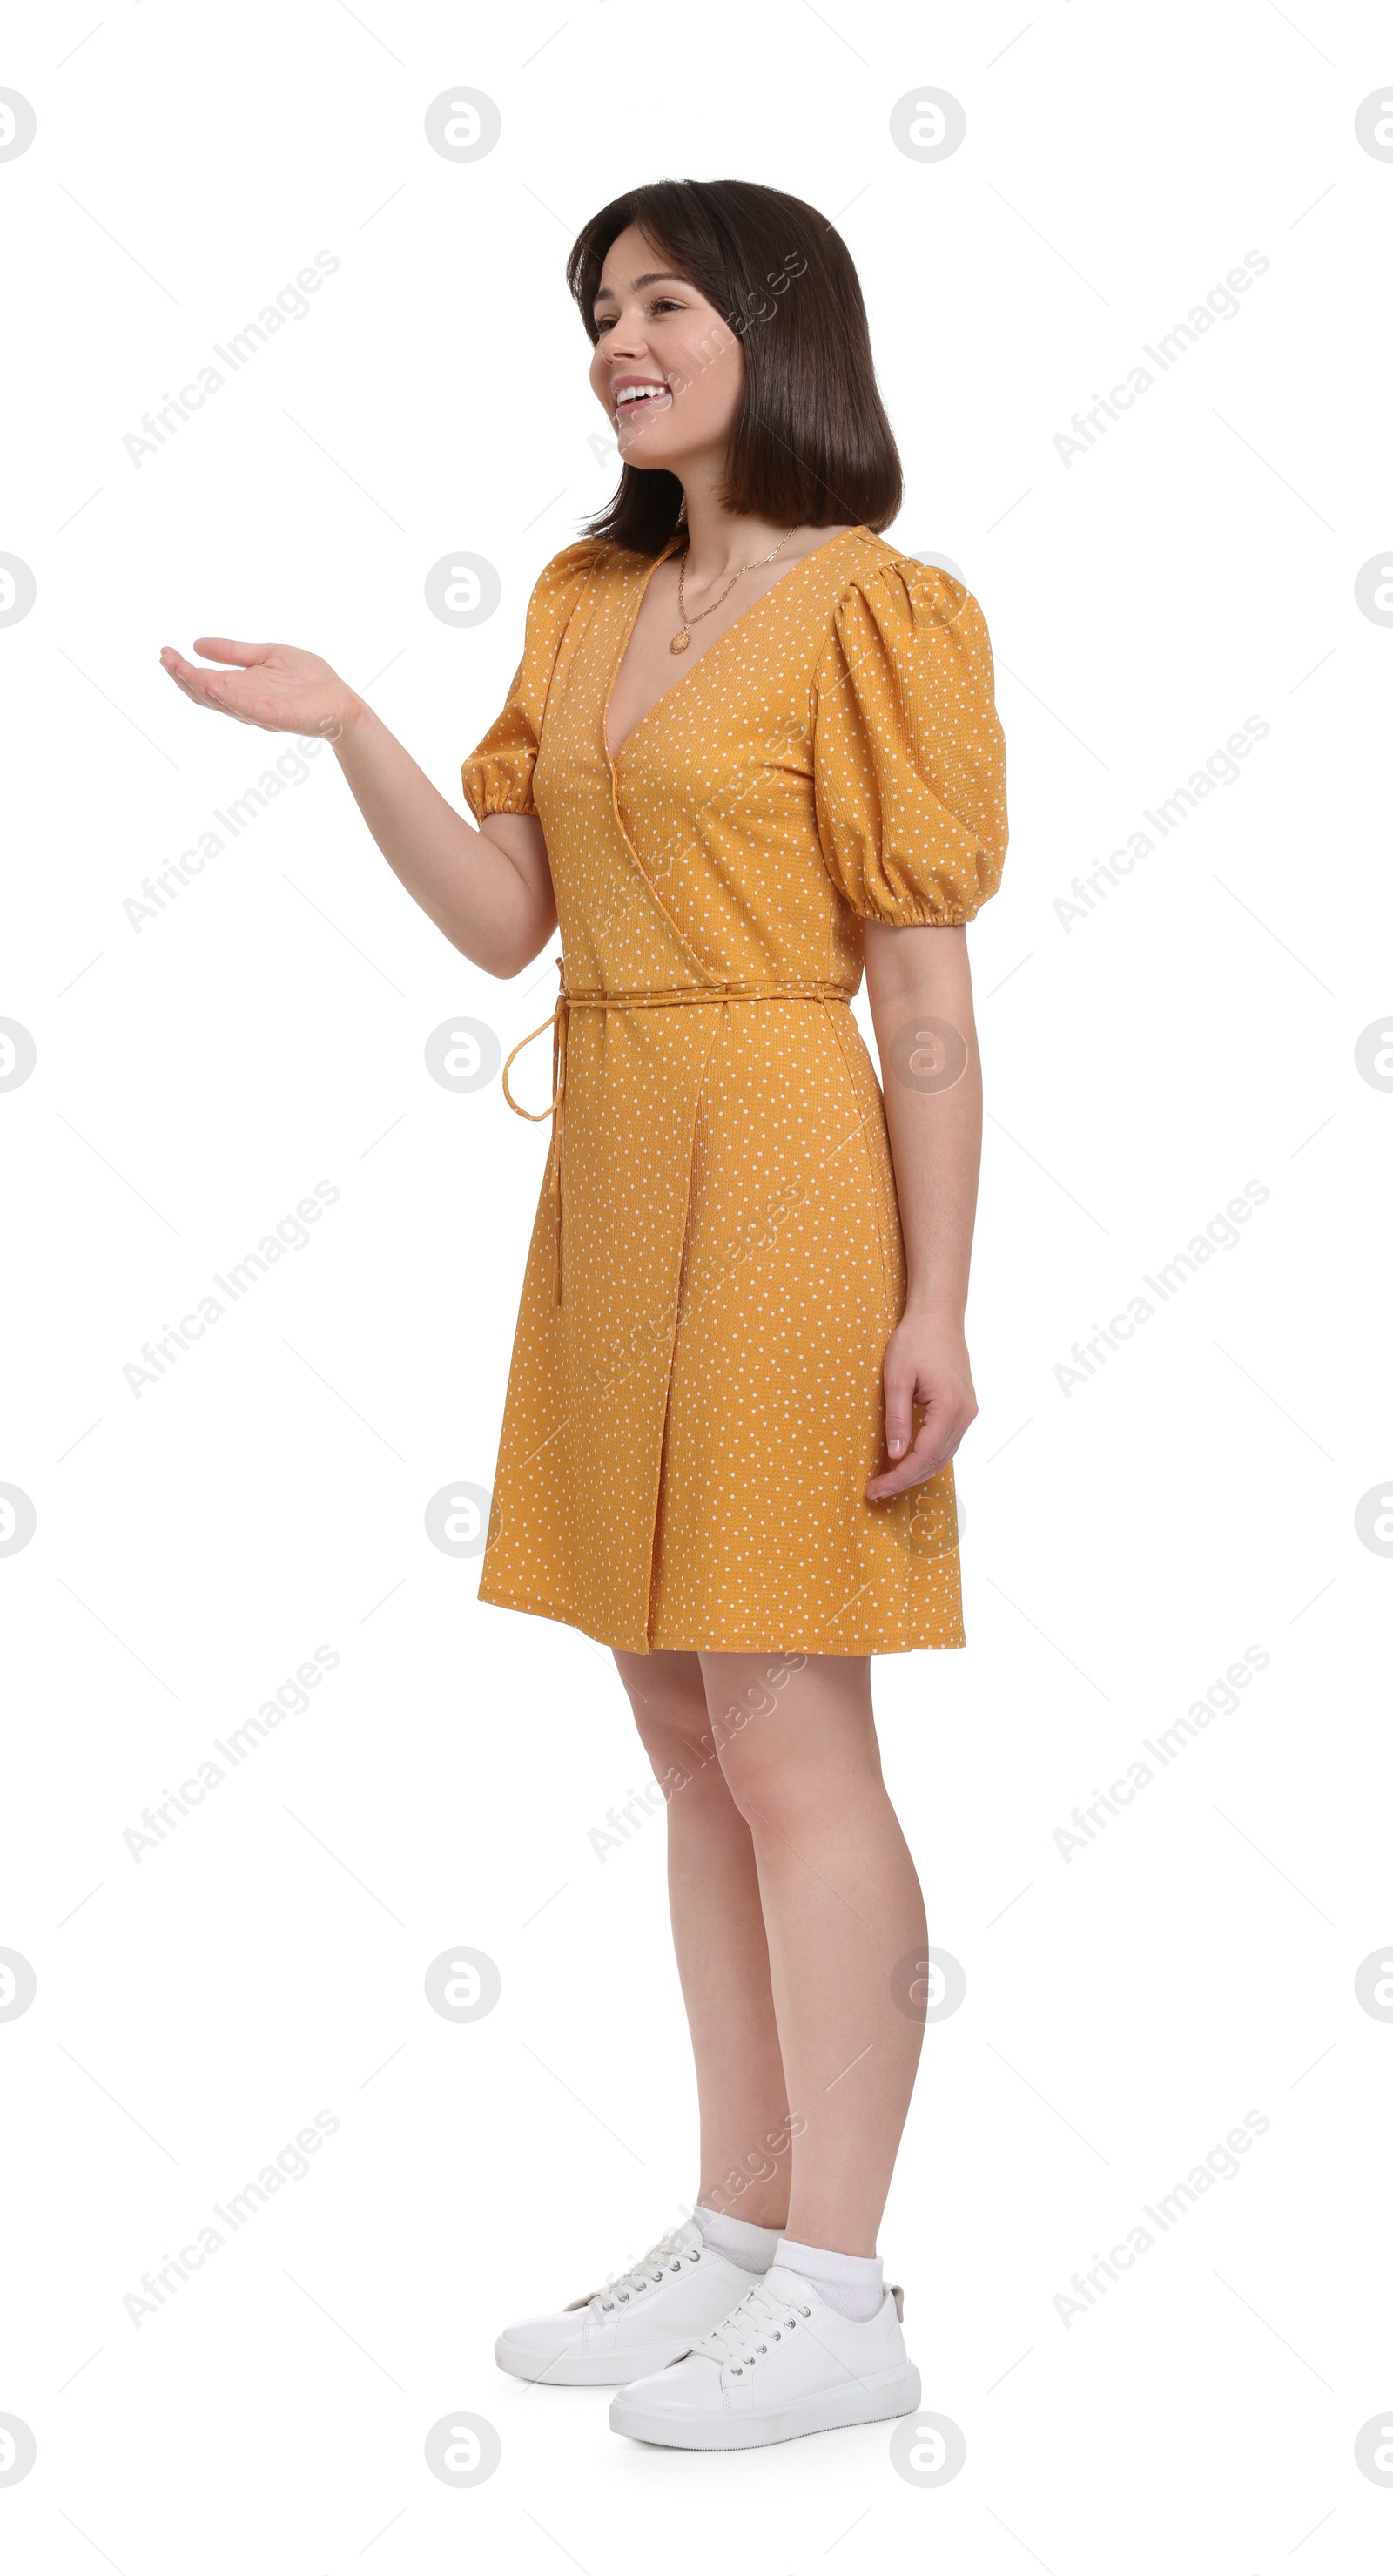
[158,631,558,978]
[159,636,360,742]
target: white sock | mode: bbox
[775,2235,885,2321]
[693,2205,783,2274]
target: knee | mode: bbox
[717,1724,873,1839]
[715,1728,805,1835]
[616,1661,713,1796]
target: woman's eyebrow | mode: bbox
[593,271,689,304]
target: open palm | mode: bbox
[159,636,354,740]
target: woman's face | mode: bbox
[589,224,744,473]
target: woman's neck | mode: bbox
[674,465,797,580]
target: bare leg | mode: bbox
[696,1650,926,2256]
[613,1648,791,2229]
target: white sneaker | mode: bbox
[494,2219,764,2387]
[609,2262,921,2448]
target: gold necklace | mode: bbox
[670,524,798,654]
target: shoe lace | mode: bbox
[690,2276,811,2371]
[589,2229,703,2314]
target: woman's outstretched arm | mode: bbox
[861,919,982,1500]
[159,635,555,978]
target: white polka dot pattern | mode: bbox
[461,527,1008,1654]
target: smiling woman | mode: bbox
[569,182,902,555]
[157,171,1008,2462]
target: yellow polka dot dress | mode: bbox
[461,527,1008,1655]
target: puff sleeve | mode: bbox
[461,540,605,821]
[811,558,1008,926]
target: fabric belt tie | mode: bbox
[501,956,854,1303]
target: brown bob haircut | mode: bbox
[566,179,903,556]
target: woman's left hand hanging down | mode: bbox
[868,1307,979,1499]
[862,918,983,1500]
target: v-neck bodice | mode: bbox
[466,525,1006,1005]
[602,525,862,766]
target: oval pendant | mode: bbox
[670,628,691,654]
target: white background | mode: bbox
[2,2,1390,2569]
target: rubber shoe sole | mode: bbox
[609,2360,922,2448]
[495,2331,696,2387]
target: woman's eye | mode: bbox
[592,295,685,334]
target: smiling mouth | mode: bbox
[614,381,672,423]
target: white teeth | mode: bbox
[616,383,666,404]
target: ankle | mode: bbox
[700,2205,787,2225]
[698,2198,788,2233]
[783,2217,877,2258]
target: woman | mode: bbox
[160,177,1007,2452]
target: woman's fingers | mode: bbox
[865,1413,952,1500]
[158,651,225,705]
[866,1366,967,1499]
[158,649,255,720]
[870,1317,979,1501]
[159,646,228,689]
[158,638,347,737]
[189,636,273,667]
[883,1374,915,1461]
